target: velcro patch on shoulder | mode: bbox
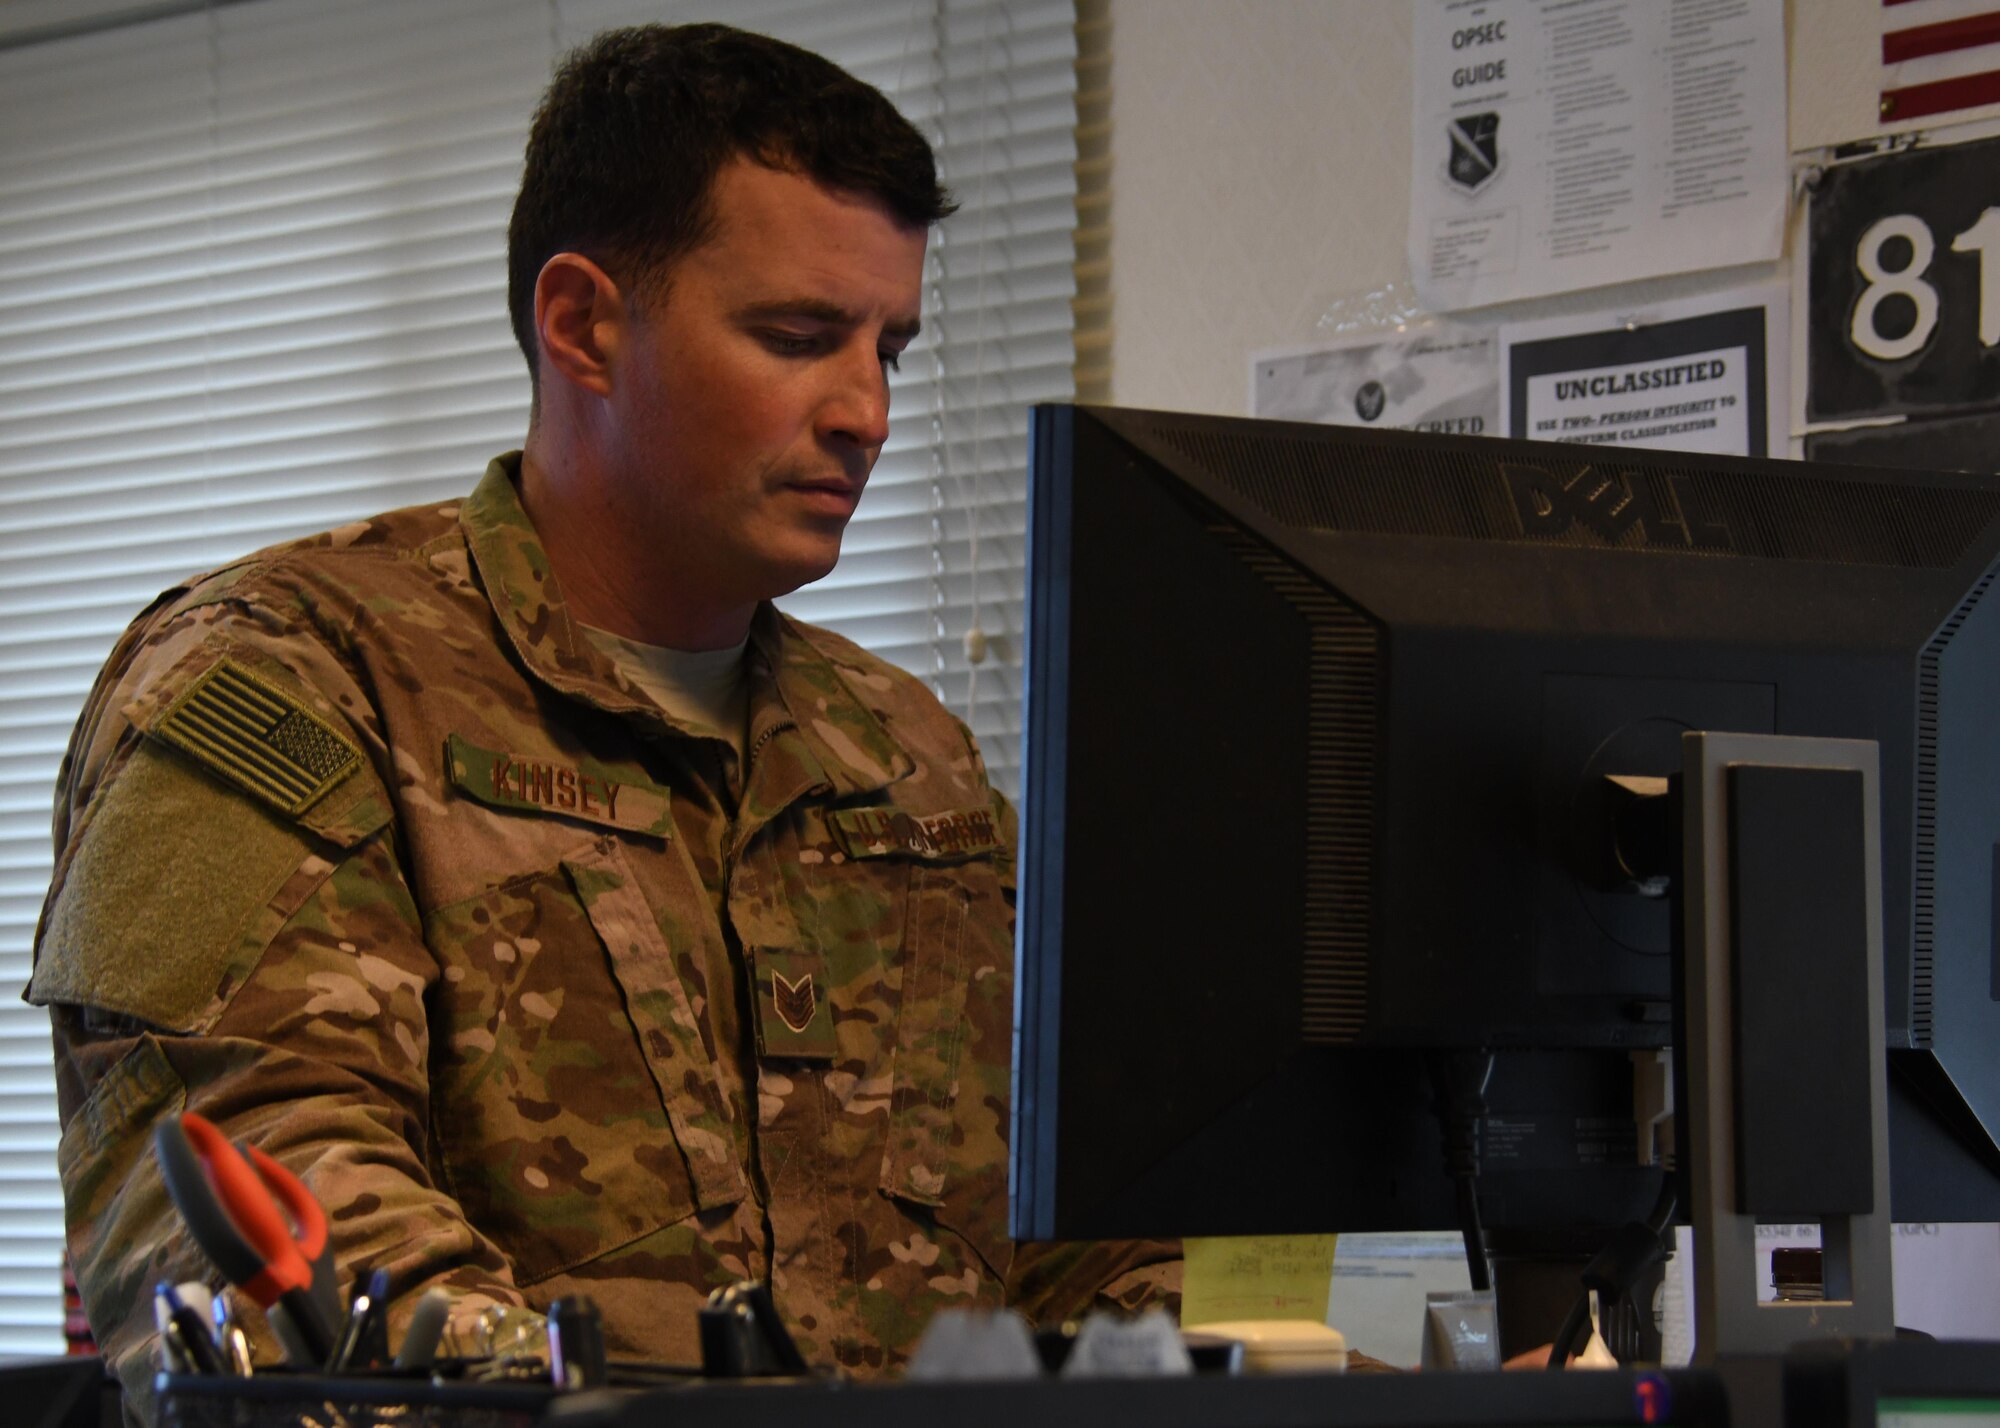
[445,733,673,838]
[827,804,1003,861]
[29,742,330,1034]
[150,658,360,817]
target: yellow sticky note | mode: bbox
[1179,1234,1340,1326]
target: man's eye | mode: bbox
[762,332,818,356]
[879,350,903,374]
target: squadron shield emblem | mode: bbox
[1446,112,1501,194]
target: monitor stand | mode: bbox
[1676,731,1896,1358]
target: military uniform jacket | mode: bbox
[32,456,1162,1405]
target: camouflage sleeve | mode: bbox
[33,609,527,1416]
[953,725,1186,1328]
[1005,1238,1183,1326]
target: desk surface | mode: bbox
[30,1340,2000,1428]
[156,1366,1722,1428]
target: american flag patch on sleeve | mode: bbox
[152,658,360,817]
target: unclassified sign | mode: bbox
[1503,299,1778,458]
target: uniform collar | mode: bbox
[746,604,914,799]
[460,453,650,719]
[461,453,909,797]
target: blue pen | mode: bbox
[157,1281,226,1377]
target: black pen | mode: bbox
[327,1291,372,1373]
[355,1268,393,1367]
[153,1289,189,1375]
[329,1268,392,1373]
[548,1295,607,1390]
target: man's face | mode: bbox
[604,158,928,614]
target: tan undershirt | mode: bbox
[582,625,751,766]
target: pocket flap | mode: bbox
[563,839,747,1210]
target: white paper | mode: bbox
[1345,1219,2000,1366]
[1251,328,1497,436]
[1663,1221,2000,1359]
[1658,1225,1695,1367]
[1499,281,1788,457]
[1326,1231,1472,1370]
[1410,0,1787,310]
[1888,1221,2000,1341]
[1751,1222,2000,1334]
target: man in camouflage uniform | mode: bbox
[32,24,1174,1413]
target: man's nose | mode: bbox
[821,343,892,451]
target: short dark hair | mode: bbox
[507,22,955,382]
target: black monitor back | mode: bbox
[1011,404,2000,1242]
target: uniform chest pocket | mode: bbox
[877,861,1015,1278]
[425,837,745,1283]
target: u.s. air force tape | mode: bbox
[444,733,673,837]
[151,658,360,817]
[826,804,1002,861]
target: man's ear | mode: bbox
[534,253,628,399]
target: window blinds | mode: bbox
[0,0,1073,1352]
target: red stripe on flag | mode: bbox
[1881,66,2000,119]
[1883,11,2000,62]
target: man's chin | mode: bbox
[762,547,843,600]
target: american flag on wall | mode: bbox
[1881,0,2000,121]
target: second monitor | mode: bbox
[1010,404,2000,1245]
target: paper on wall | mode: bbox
[1499,280,1789,458]
[1410,0,1787,311]
[1251,328,1497,436]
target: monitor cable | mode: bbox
[1424,1050,1496,1293]
[1544,1178,1677,1369]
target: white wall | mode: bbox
[1097,0,2000,415]
[1100,1,1414,412]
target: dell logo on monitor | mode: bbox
[1502,460,1735,552]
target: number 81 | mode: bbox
[1850,208,2000,362]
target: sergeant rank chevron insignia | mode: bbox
[754,950,836,1060]
[774,971,817,1034]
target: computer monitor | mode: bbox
[1786,1338,2000,1428]
[1010,404,2000,1245]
